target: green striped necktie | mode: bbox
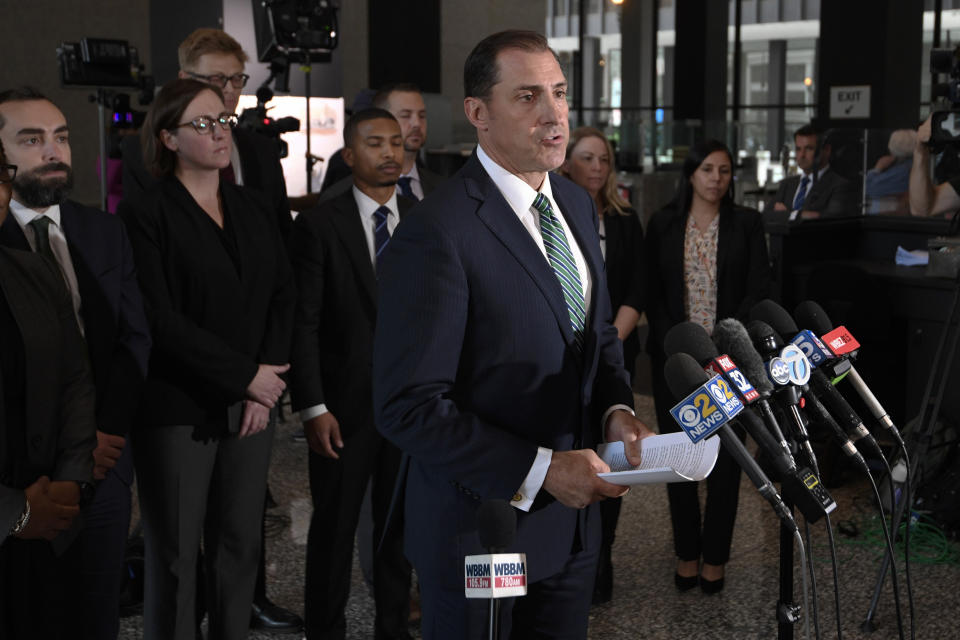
[532,192,585,353]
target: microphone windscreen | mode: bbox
[477,499,516,550]
[664,352,712,402]
[664,322,719,363]
[747,319,783,350]
[749,299,798,339]
[712,318,774,394]
[794,300,834,336]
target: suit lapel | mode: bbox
[717,206,733,285]
[329,192,378,307]
[0,214,30,252]
[463,158,576,347]
[551,175,602,322]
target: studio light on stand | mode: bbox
[253,0,340,193]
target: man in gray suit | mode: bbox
[771,124,855,220]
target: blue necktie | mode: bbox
[373,206,391,267]
[532,193,586,354]
[793,175,811,210]
[397,176,418,201]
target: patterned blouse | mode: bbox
[683,214,720,334]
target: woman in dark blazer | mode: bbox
[646,139,771,594]
[558,126,645,604]
[118,79,295,640]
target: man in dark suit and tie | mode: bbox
[373,31,652,638]
[318,84,444,206]
[770,124,855,220]
[0,138,99,638]
[291,108,414,640]
[0,87,152,640]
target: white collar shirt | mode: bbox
[9,199,84,335]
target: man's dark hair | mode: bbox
[0,86,54,129]
[343,107,398,148]
[464,30,559,99]
[674,138,736,214]
[141,78,225,177]
[372,83,422,110]
[794,124,819,141]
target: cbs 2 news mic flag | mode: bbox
[464,553,528,599]
[670,373,744,443]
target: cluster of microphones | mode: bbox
[464,298,916,640]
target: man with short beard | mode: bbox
[0,86,151,640]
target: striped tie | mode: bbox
[373,206,391,267]
[532,193,586,353]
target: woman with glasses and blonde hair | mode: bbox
[117,78,295,639]
[558,126,645,604]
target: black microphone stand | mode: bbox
[860,267,960,634]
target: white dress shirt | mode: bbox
[9,199,84,335]
[476,145,632,511]
[299,186,400,422]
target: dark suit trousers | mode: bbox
[304,424,410,640]
[417,517,599,640]
[60,442,134,640]
[133,424,274,640]
[653,372,744,565]
[0,538,73,639]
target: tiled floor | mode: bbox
[119,392,960,639]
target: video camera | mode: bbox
[238,86,300,159]
[929,46,960,151]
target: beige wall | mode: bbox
[440,1,546,142]
[0,0,152,206]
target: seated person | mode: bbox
[770,124,855,220]
[865,129,916,215]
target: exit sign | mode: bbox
[829,85,871,119]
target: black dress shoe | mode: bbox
[250,599,304,633]
[674,572,698,592]
[592,559,613,604]
[700,575,725,594]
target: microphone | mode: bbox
[664,322,796,475]
[719,318,868,473]
[751,299,887,463]
[664,352,801,530]
[465,500,527,640]
[795,300,904,446]
[664,322,836,521]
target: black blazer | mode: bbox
[770,168,856,218]
[645,202,772,361]
[602,206,646,370]
[0,247,96,532]
[289,189,415,433]
[0,201,151,439]
[118,178,296,431]
[121,129,293,242]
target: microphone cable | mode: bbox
[864,466,906,640]
[823,512,844,640]
[802,519,821,640]
[898,442,916,640]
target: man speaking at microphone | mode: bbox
[373,30,652,639]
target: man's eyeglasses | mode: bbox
[186,71,250,89]
[0,164,17,184]
[175,113,239,135]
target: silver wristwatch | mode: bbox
[9,498,31,536]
